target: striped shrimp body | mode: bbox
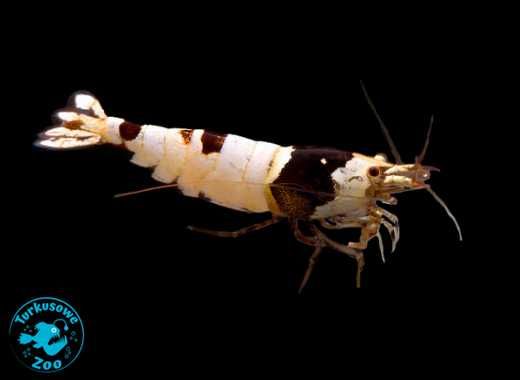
[36,88,462,290]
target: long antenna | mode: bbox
[360,80,403,164]
[426,187,463,241]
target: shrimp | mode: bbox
[35,83,462,291]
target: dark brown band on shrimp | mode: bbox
[201,131,227,154]
[119,121,142,141]
[271,147,353,217]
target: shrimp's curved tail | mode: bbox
[35,91,120,150]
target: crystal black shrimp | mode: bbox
[35,82,462,291]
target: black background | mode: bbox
[1,4,510,378]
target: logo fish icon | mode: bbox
[18,321,68,357]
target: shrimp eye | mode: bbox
[368,166,380,177]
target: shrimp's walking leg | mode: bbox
[291,220,324,292]
[312,227,366,289]
[187,217,281,238]
[291,219,320,246]
[291,219,366,289]
[298,245,323,294]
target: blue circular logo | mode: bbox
[9,297,85,373]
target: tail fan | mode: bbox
[35,91,107,150]
[18,333,33,345]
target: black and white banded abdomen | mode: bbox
[107,119,292,213]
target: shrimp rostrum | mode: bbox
[35,83,462,291]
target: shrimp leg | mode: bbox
[290,220,324,292]
[313,228,366,288]
[187,217,281,238]
[298,245,323,293]
[292,219,366,289]
[291,219,320,246]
